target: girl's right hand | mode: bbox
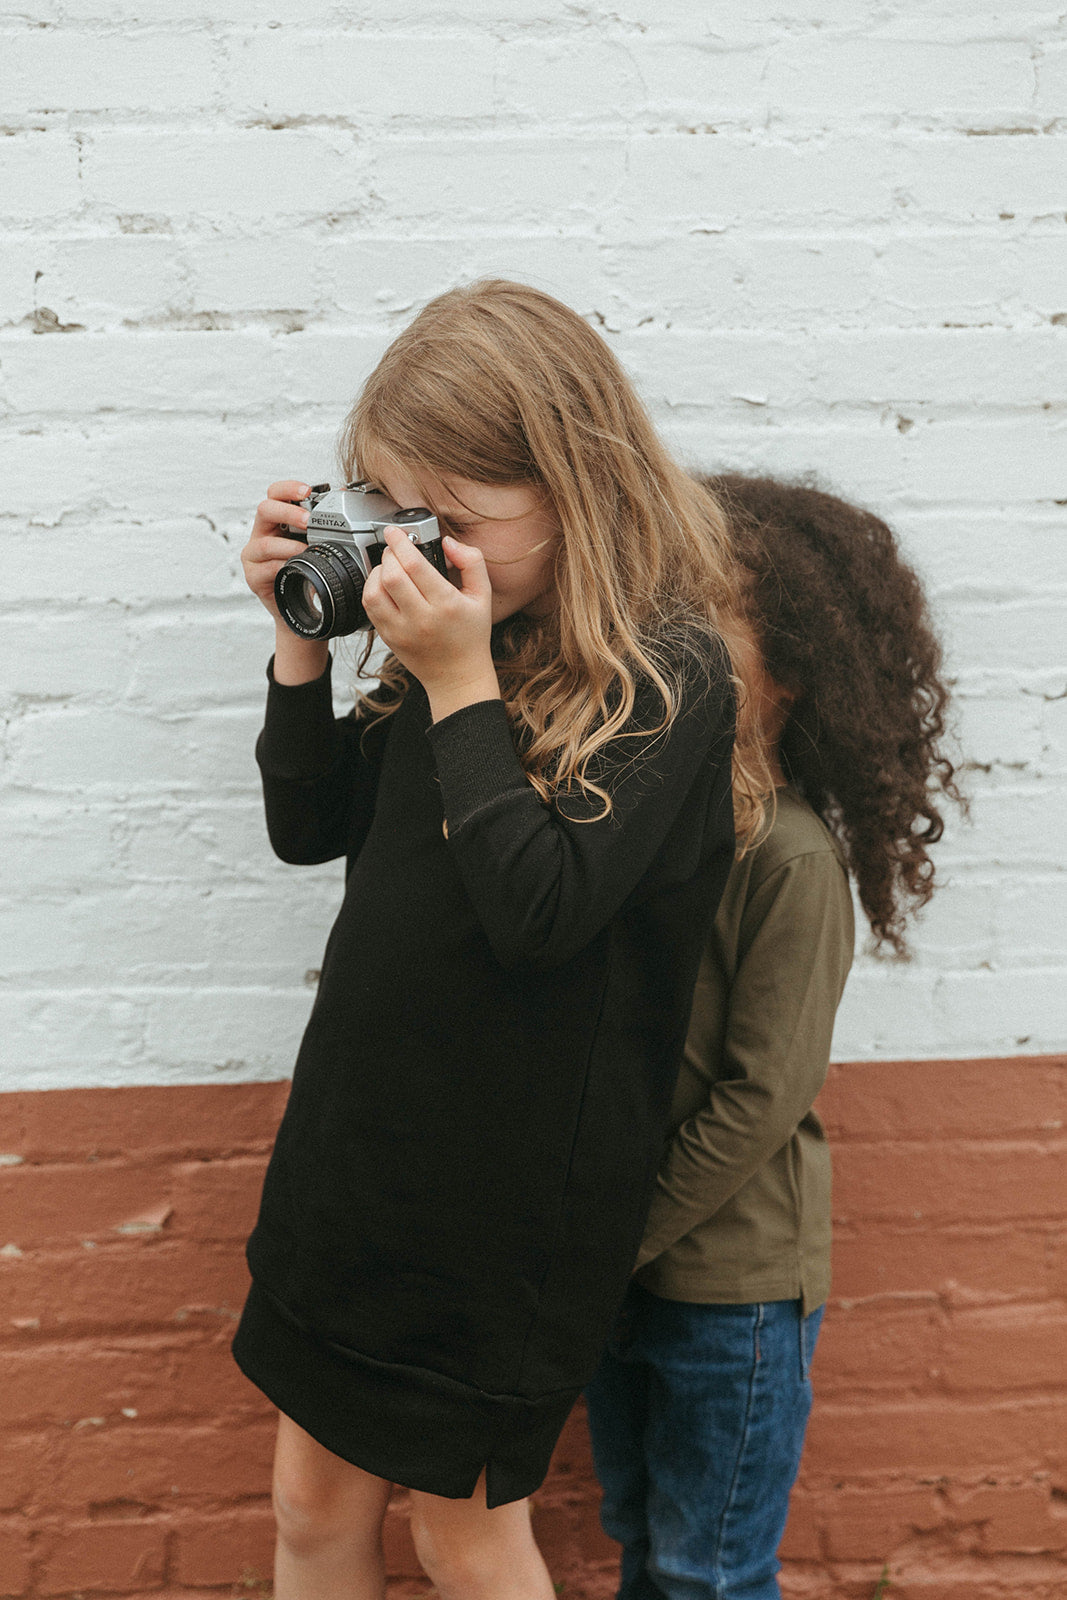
[242,479,330,684]
[241,479,312,623]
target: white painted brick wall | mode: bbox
[1,1,1064,1089]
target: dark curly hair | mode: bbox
[702,473,966,958]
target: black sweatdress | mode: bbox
[232,636,736,1507]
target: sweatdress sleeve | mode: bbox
[426,634,735,972]
[256,654,390,866]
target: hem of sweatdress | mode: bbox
[231,1279,578,1508]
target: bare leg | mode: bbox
[409,1471,555,1600]
[271,1413,393,1600]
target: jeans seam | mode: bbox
[799,1304,822,1383]
[708,1302,764,1600]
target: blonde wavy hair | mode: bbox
[339,280,771,849]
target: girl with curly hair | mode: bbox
[585,473,964,1600]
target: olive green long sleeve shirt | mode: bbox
[634,787,854,1314]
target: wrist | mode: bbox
[427,667,502,724]
[273,623,330,686]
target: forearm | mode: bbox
[257,653,385,864]
[271,622,330,687]
[635,1077,825,1266]
[636,851,854,1268]
[428,658,734,972]
[427,668,502,724]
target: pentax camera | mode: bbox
[274,481,447,640]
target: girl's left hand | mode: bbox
[362,528,502,722]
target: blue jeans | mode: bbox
[584,1284,823,1600]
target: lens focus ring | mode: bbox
[275,545,367,639]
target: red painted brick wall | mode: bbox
[1,1057,1064,1600]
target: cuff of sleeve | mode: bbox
[632,1226,673,1272]
[257,653,339,779]
[426,698,530,830]
[632,1184,703,1270]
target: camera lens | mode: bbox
[299,578,324,621]
[274,545,369,639]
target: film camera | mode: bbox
[274,481,447,640]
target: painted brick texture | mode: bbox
[0,1,1064,1092]
[2,1062,1065,1599]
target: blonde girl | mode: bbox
[235,281,769,1600]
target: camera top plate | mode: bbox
[307,483,438,541]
